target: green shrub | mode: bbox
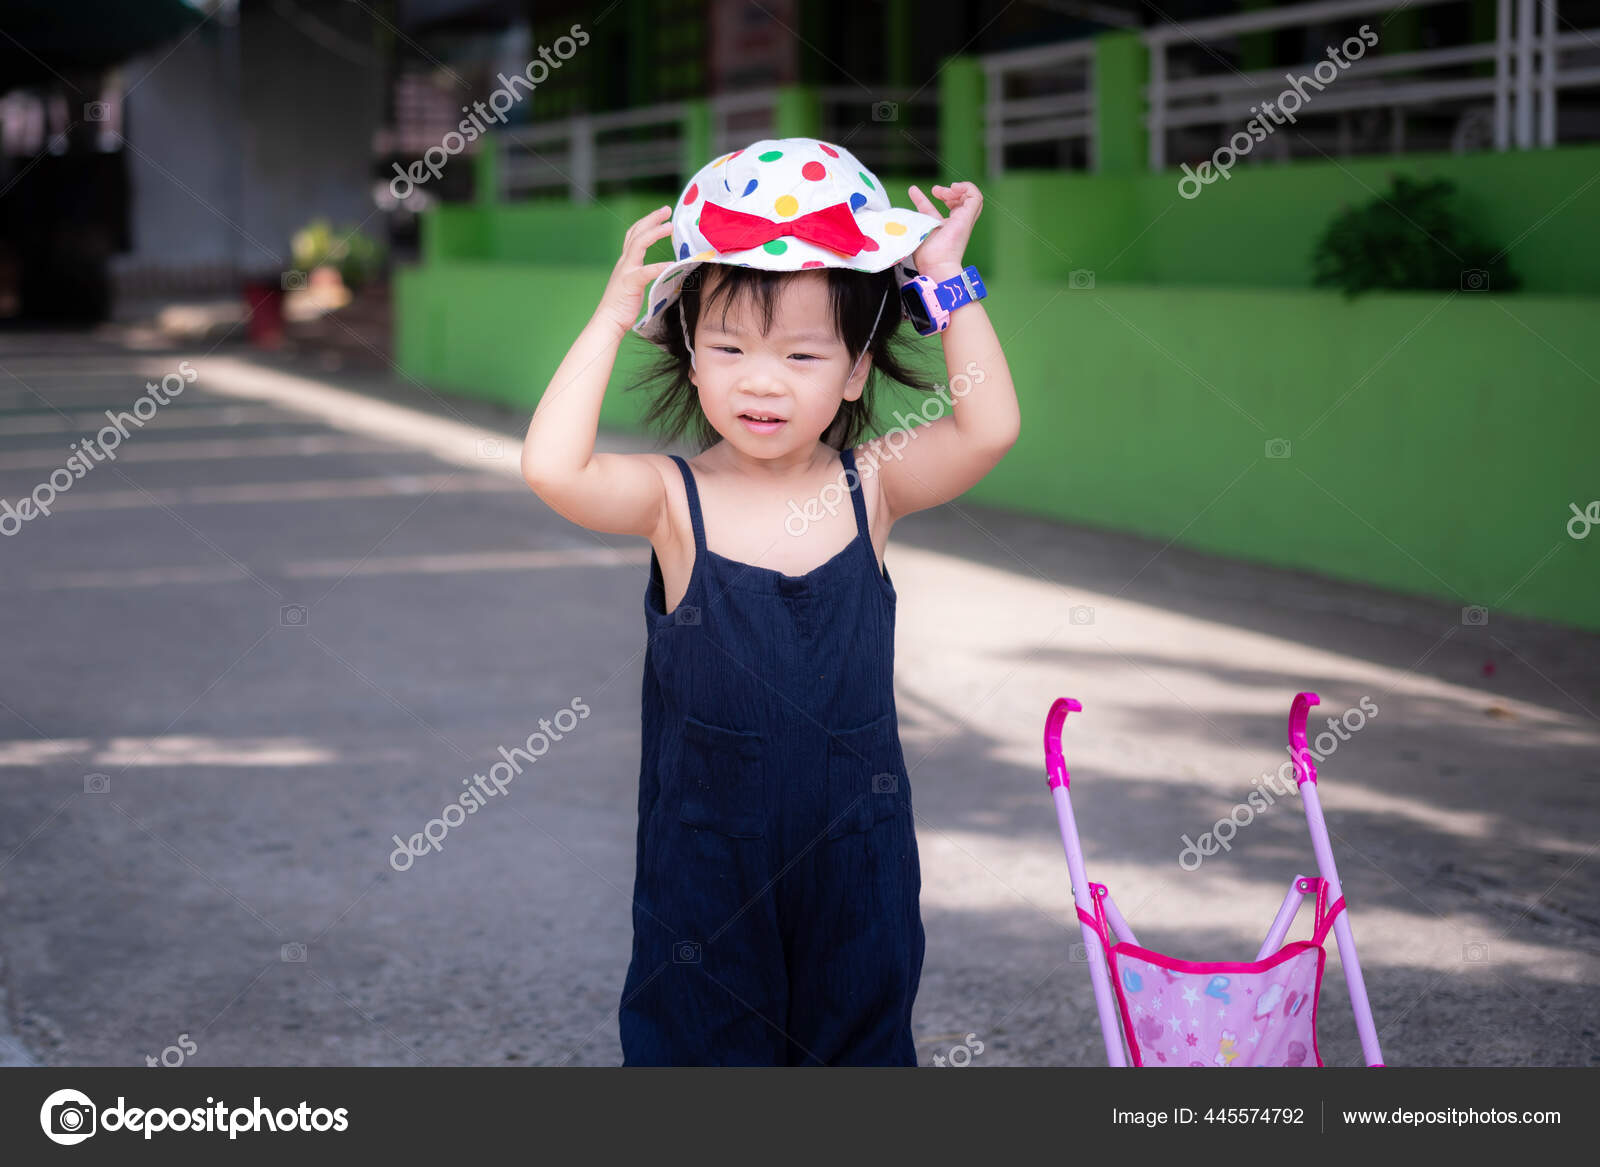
[290,219,387,289]
[1311,174,1520,296]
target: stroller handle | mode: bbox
[1044,697,1082,789]
[1289,691,1321,786]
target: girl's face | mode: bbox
[686,269,869,456]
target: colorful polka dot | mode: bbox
[860,237,879,251]
[802,261,824,268]
[684,183,698,204]
[742,178,758,196]
[802,161,826,181]
[849,192,867,212]
[758,150,783,162]
[695,249,716,259]
[678,243,689,259]
[651,300,665,316]
[774,194,798,217]
[763,240,788,255]
[884,222,907,236]
[858,172,874,190]
[713,155,730,168]
[819,143,839,158]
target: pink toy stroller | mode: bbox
[1044,692,1385,1067]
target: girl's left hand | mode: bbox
[907,181,983,277]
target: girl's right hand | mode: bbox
[594,206,679,333]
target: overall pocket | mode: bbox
[675,714,765,839]
[825,711,908,839]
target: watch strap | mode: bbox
[936,265,986,312]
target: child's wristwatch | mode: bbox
[899,264,987,336]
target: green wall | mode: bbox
[990,145,1600,294]
[968,280,1596,630]
[432,145,1600,295]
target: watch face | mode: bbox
[899,283,932,333]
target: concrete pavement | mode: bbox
[0,330,1595,1067]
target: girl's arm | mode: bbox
[521,207,677,537]
[863,183,1021,522]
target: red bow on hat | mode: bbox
[698,199,872,258]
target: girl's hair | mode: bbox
[627,264,942,452]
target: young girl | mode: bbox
[520,138,1019,1066]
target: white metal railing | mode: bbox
[499,99,688,202]
[1145,0,1600,169]
[979,39,1097,176]
[490,83,938,202]
[496,91,779,201]
[484,0,1599,199]
[816,86,940,170]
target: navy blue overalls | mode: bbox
[618,444,925,1066]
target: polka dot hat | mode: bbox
[631,136,945,349]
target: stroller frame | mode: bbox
[1045,692,1385,1067]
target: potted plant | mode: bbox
[286,218,388,306]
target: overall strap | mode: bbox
[667,454,707,555]
[840,444,871,543]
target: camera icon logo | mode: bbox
[40,1089,97,1145]
[1265,438,1292,459]
[84,102,110,122]
[871,772,898,794]
[476,438,505,460]
[84,772,110,794]
[1460,269,1489,292]
[673,940,701,964]
[280,604,307,627]
[1462,941,1490,962]
[1461,605,1489,627]
[1069,604,1095,626]
[280,942,307,962]
[674,604,701,626]
[1069,269,1095,290]
[281,270,307,291]
[1069,942,1089,963]
[871,101,899,122]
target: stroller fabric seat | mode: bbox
[1080,877,1345,1067]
